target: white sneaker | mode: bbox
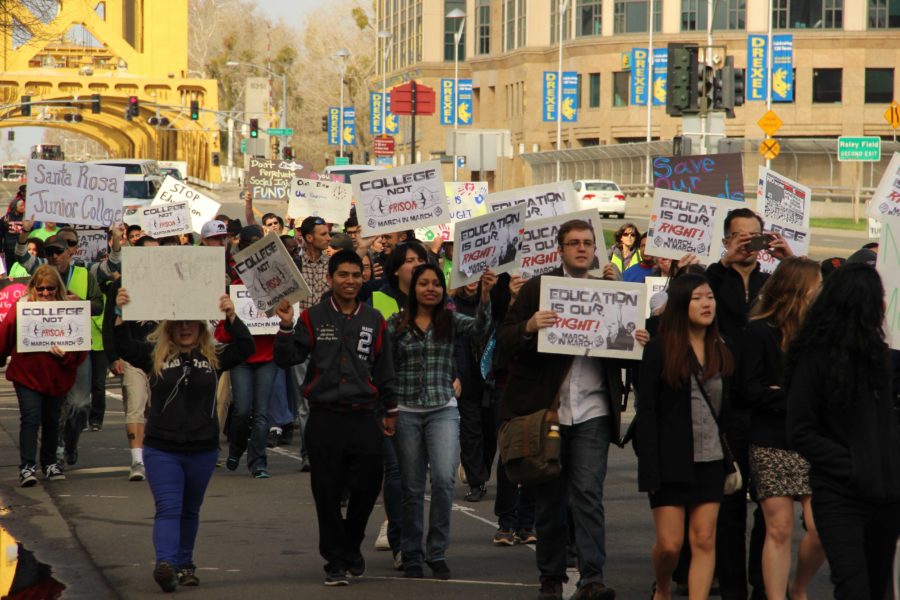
[374,519,390,550]
[44,463,66,481]
[129,462,146,482]
[457,463,468,485]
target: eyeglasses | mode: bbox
[35,286,57,293]
[621,232,636,238]
[45,247,66,257]
[562,240,595,248]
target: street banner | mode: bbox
[140,201,192,238]
[756,166,811,270]
[877,215,900,349]
[353,161,449,236]
[457,79,473,125]
[0,278,28,323]
[452,204,526,286]
[17,300,91,353]
[288,178,353,225]
[747,35,768,101]
[25,159,124,227]
[441,79,456,126]
[121,247,225,321]
[646,188,737,264]
[232,232,311,316]
[229,285,298,335]
[151,176,221,235]
[542,72,559,122]
[328,106,340,145]
[72,227,108,263]
[631,48,649,106]
[644,276,669,316]
[518,208,609,280]
[488,181,579,220]
[370,92,399,135]
[867,152,900,220]
[247,157,313,201]
[772,34,794,102]
[653,153,745,201]
[653,48,668,106]
[342,107,356,146]
[543,72,578,122]
[538,277,646,360]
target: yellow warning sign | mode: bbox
[759,139,780,161]
[884,101,900,130]
[757,110,783,137]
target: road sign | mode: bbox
[334,157,350,166]
[240,139,247,153]
[837,136,881,162]
[885,101,900,130]
[390,81,436,116]
[757,110,783,136]
[759,139,780,160]
[373,135,395,157]
[266,128,293,136]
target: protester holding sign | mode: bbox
[0,265,88,487]
[113,286,254,592]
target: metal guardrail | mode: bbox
[618,183,876,204]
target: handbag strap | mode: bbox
[691,371,721,426]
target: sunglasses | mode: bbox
[264,221,279,227]
[621,232,636,238]
[45,247,66,256]
[64,239,78,247]
[35,286,57,293]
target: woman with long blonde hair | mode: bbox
[736,256,825,600]
[113,288,254,592]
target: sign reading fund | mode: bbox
[26,160,124,227]
[647,189,738,264]
[232,232,311,316]
[17,300,91,353]
[353,161,449,236]
[452,205,526,286]
[488,181,579,219]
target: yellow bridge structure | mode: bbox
[0,0,221,184]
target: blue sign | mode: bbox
[561,72,578,122]
[440,78,455,125]
[772,34,793,102]
[652,48,668,106]
[747,34,768,101]
[342,107,356,146]
[457,79,473,126]
[631,48,649,106]
[370,92,400,135]
[327,106,340,145]
[542,72,558,122]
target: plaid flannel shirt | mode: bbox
[298,249,330,310]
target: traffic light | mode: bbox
[249,118,259,138]
[665,44,699,116]
[190,100,200,120]
[715,57,737,118]
[733,68,746,107]
[321,116,328,132]
[21,95,31,117]
[282,146,294,160]
[128,96,139,118]
[699,64,715,113]
[91,93,101,114]
[63,113,84,123]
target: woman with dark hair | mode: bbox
[787,263,900,600]
[636,273,735,600]
[388,264,495,580]
[737,257,825,600]
[8,237,44,278]
[371,241,428,319]
[608,222,641,276]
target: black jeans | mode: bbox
[305,409,384,573]
[458,380,497,488]
[88,350,108,428]
[812,485,900,600]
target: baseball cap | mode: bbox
[200,220,228,239]
[846,248,877,267]
[44,235,67,252]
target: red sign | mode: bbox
[390,81,436,116]
[373,136,395,156]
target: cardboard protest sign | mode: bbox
[151,176,221,235]
[519,209,609,280]
[415,222,454,244]
[17,300,91,353]
[72,227,108,263]
[646,189,738,264]
[537,277,646,360]
[25,159,125,227]
[287,178,353,225]
[867,152,900,221]
[755,167,812,273]
[247,157,313,201]
[653,153,745,201]
[877,215,900,350]
[229,285,298,335]
[352,161,449,236]
[488,182,579,219]
[0,278,28,323]
[644,276,669,316]
[141,201,192,238]
[121,246,225,321]
[446,181,489,221]
[452,205,526,286]
[231,232,310,316]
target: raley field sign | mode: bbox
[353,161,449,236]
[17,300,91,353]
[26,160,125,227]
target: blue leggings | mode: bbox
[144,447,218,566]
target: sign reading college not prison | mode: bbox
[352,161,449,237]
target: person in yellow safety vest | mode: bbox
[608,222,642,278]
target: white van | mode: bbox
[86,159,164,224]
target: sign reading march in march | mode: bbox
[452,205,526,286]
[231,232,310,316]
[755,167,811,274]
[488,182,579,220]
[288,178,353,225]
[17,300,91,353]
[229,285,299,335]
[646,189,738,264]
[519,209,609,280]
[247,157,312,201]
[352,161,449,237]
[141,201,192,238]
[538,277,646,360]
[26,160,125,227]
[876,215,900,350]
[152,176,221,235]
[867,152,900,221]
[653,153,745,201]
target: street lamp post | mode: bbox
[334,49,351,160]
[447,8,465,181]
[556,0,569,182]
[378,31,392,140]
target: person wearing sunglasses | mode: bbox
[0,265,88,487]
[608,223,642,279]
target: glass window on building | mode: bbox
[476,0,491,54]
[444,1,466,61]
[517,0,526,47]
[589,72,601,107]
[551,0,573,44]
[614,0,662,33]
[773,0,843,29]
[682,0,746,30]
[812,68,842,103]
[869,0,900,27]
[577,0,603,37]
[613,71,629,106]
[865,68,894,103]
[504,0,526,50]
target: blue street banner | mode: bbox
[772,34,793,102]
[457,79,473,125]
[542,72,558,122]
[631,48,649,106]
[440,79,455,126]
[370,92,383,135]
[327,106,340,145]
[747,34,768,101]
[342,107,356,146]
[561,72,578,122]
[652,48,668,106]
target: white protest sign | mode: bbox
[17,300,91,353]
[446,181,489,221]
[646,189,738,264]
[452,205,526,286]
[867,152,900,221]
[288,178,353,225]
[756,166,811,256]
[72,227,108,263]
[121,246,225,320]
[415,222,454,244]
[141,201,192,238]
[757,223,811,274]
[877,215,900,350]
[518,208,609,280]
[538,277,646,360]
[644,276,669,316]
[151,176,221,234]
[487,182,579,220]
[231,232,310,316]
[25,160,124,227]
[353,161,449,236]
[230,285,298,335]
[869,217,883,239]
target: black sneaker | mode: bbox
[266,428,281,448]
[177,563,199,586]
[324,568,349,586]
[226,455,240,471]
[404,564,424,578]
[346,556,365,577]
[153,561,178,593]
[515,528,537,545]
[464,483,487,502]
[44,463,66,481]
[426,559,451,580]
[19,466,37,488]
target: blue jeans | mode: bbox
[229,361,276,472]
[60,353,92,456]
[144,447,218,566]
[393,405,460,567]
[266,368,294,427]
[15,384,64,470]
[530,416,611,586]
[383,435,403,552]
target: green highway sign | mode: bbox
[837,136,881,162]
[240,139,247,153]
[267,128,294,136]
[334,157,350,166]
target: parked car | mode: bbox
[574,179,626,218]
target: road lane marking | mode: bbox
[366,575,535,587]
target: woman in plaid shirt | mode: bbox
[388,263,496,580]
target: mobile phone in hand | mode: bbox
[746,234,775,252]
